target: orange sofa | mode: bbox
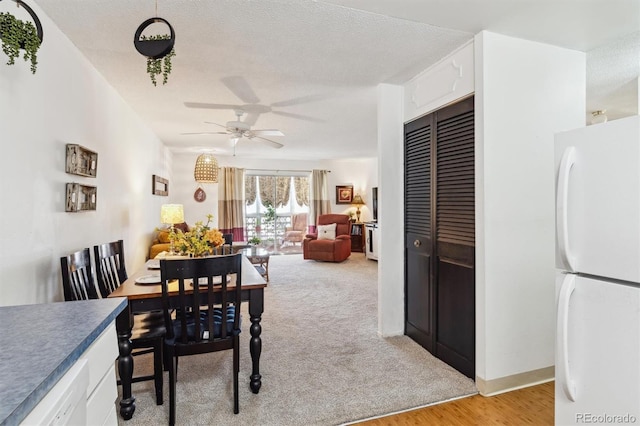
[149,222,189,259]
[303,214,351,262]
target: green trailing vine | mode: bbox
[0,12,41,74]
[141,34,175,86]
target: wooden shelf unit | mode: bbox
[350,222,365,253]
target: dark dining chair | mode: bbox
[160,253,243,425]
[212,233,234,255]
[94,239,164,322]
[59,243,165,406]
[60,248,99,301]
[93,240,128,298]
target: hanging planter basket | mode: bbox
[0,0,43,73]
[134,17,174,59]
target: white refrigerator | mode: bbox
[555,115,640,425]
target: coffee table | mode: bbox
[241,247,270,282]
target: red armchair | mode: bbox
[303,214,351,262]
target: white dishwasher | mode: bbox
[21,359,89,426]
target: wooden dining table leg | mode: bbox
[249,288,264,393]
[116,306,136,419]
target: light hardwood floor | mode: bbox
[354,381,554,425]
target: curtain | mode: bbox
[218,167,245,242]
[245,176,257,206]
[294,176,309,206]
[309,169,331,233]
[258,176,291,207]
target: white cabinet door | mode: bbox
[556,273,640,425]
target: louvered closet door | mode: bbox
[435,96,475,378]
[404,114,435,352]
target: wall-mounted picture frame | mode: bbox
[65,144,98,178]
[336,185,353,204]
[65,183,97,212]
[152,175,168,196]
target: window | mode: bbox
[245,173,309,252]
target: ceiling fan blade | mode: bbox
[221,76,260,104]
[184,102,240,110]
[254,136,284,149]
[244,112,260,126]
[271,93,328,107]
[180,131,228,135]
[252,129,285,137]
[203,121,230,130]
[271,110,324,123]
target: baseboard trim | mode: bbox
[476,366,554,396]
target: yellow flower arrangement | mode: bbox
[170,214,224,257]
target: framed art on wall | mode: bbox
[65,144,98,178]
[65,183,97,212]
[152,175,168,196]
[336,185,353,204]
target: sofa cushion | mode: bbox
[317,223,336,240]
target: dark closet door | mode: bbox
[434,97,475,378]
[404,96,475,379]
[404,115,434,352]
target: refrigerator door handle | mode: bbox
[557,146,577,272]
[558,273,577,402]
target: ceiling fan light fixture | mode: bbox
[591,110,608,125]
[194,153,218,183]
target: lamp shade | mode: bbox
[194,153,219,183]
[352,194,365,205]
[161,204,184,225]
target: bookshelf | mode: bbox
[350,223,365,253]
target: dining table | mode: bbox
[108,255,267,420]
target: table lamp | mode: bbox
[161,204,184,254]
[351,194,365,223]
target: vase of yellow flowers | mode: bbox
[170,214,224,257]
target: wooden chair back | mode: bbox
[60,248,99,301]
[160,253,243,354]
[211,233,234,255]
[94,239,127,298]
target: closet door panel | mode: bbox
[404,116,435,351]
[435,98,475,378]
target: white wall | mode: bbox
[0,3,169,306]
[377,84,405,336]
[474,31,585,384]
[169,153,378,227]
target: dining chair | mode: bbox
[212,233,234,255]
[60,248,100,301]
[91,240,165,405]
[160,253,243,425]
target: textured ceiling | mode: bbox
[26,0,640,160]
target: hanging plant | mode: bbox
[134,17,176,86]
[0,4,43,74]
[142,34,175,86]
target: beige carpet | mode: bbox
[118,253,477,425]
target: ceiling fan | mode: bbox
[184,76,325,126]
[181,109,284,149]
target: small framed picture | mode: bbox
[336,185,353,204]
[152,175,169,196]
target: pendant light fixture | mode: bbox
[194,153,219,183]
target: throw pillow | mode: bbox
[317,223,337,240]
[174,222,189,233]
[157,230,171,243]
